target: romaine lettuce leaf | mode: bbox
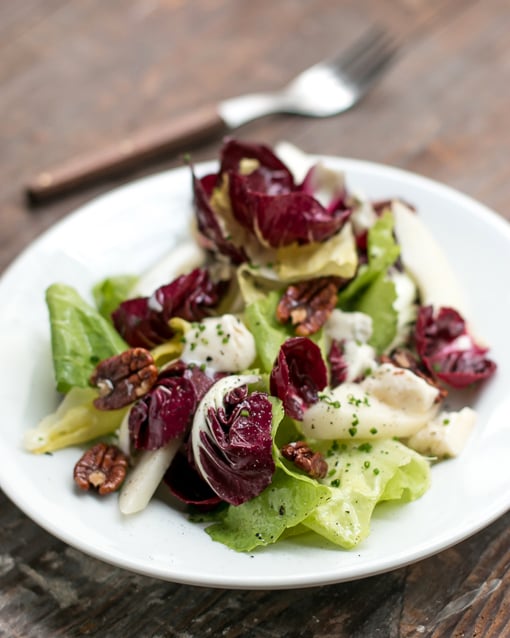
[353,272,397,354]
[244,291,325,373]
[337,211,400,353]
[46,284,128,393]
[243,291,296,372]
[303,439,430,548]
[338,211,400,305]
[92,275,138,321]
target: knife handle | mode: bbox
[26,104,228,202]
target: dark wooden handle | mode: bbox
[26,104,228,202]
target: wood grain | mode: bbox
[26,104,227,201]
[1,1,509,636]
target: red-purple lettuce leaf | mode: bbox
[270,337,328,420]
[414,305,496,388]
[219,138,295,192]
[328,339,349,388]
[111,297,173,349]
[229,173,351,248]
[299,163,348,215]
[129,361,220,450]
[192,138,352,254]
[112,268,223,348]
[129,376,196,450]
[192,382,275,506]
[163,449,222,509]
[192,170,248,264]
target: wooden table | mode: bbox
[1,1,509,635]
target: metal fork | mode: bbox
[27,27,397,202]
[220,27,397,127]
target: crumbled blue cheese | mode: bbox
[340,340,378,383]
[324,309,377,382]
[388,269,418,351]
[325,308,373,343]
[349,197,378,237]
[181,314,256,373]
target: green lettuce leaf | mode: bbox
[274,223,357,282]
[92,274,138,321]
[244,291,293,372]
[303,438,430,548]
[205,467,330,552]
[337,211,400,353]
[353,272,397,353]
[338,211,400,305]
[46,283,128,393]
[203,400,430,552]
[244,291,325,373]
[236,224,357,307]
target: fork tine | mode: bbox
[330,27,398,84]
[330,27,391,70]
[351,51,397,96]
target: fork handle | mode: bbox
[26,104,229,202]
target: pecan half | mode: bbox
[73,443,129,495]
[276,277,342,336]
[280,440,328,479]
[90,347,158,410]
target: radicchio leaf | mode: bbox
[191,375,275,506]
[219,138,295,192]
[112,268,223,348]
[270,337,328,420]
[328,339,349,388]
[129,376,196,449]
[414,305,496,388]
[299,162,348,215]
[192,170,248,264]
[129,361,220,450]
[163,449,222,509]
[191,138,352,256]
[229,173,351,248]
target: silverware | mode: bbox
[27,27,397,202]
[219,27,397,126]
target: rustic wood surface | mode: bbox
[1,1,509,636]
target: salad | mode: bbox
[24,139,497,553]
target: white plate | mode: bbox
[1,156,509,590]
